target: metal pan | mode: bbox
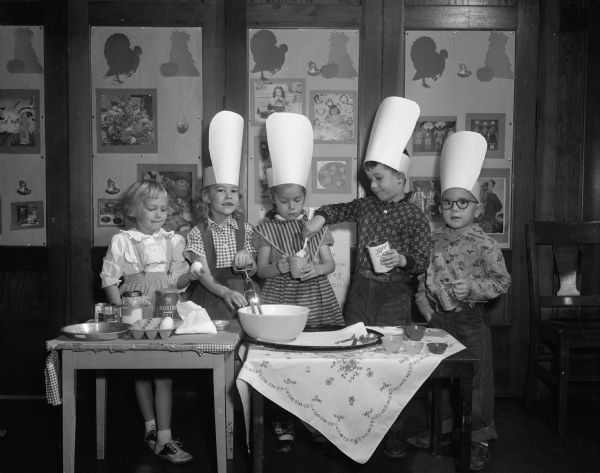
[61,322,130,341]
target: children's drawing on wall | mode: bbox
[11,201,44,230]
[0,89,40,154]
[104,178,120,195]
[103,33,142,84]
[457,62,472,78]
[177,116,189,134]
[306,31,358,79]
[312,157,351,194]
[412,117,456,156]
[98,199,125,227]
[6,27,43,74]
[96,89,157,153]
[410,36,448,88]
[16,179,32,195]
[251,80,304,124]
[409,178,443,229]
[475,178,505,234]
[254,136,271,202]
[310,91,356,143]
[138,164,196,236]
[477,32,514,82]
[159,30,200,77]
[250,29,288,84]
[466,113,506,159]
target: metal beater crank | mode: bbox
[235,263,263,315]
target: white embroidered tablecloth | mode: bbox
[236,326,465,464]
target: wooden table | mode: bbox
[46,321,242,473]
[250,349,475,473]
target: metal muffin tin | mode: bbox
[61,322,130,341]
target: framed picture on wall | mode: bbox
[0,89,41,154]
[408,177,443,230]
[137,164,197,235]
[96,89,158,154]
[250,79,305,126]
[98,198,125,227]
[10,201,44,230]
[474,167,511,247]
[253,135,271,204]
[312,157,352,195]
[411,116,457,156]
[310,91,357,144]
[465,113,506,159]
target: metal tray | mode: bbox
[246,327,383,352]
[61,322,131,341]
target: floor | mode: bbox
[1,370,599,473]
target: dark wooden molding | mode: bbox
[89,1,207,25]
[405,6,517,30]
[247,4,362,27]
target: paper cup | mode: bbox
[289,255,308,279]
[367,241,391,273]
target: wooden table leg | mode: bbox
[252,389,264,473]
[458,366,473,473]
[61,351,76,473]
[96,371,107,459]
[224,351,235,460]
[213,354,227,473]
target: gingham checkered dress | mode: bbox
[255,218,343,328]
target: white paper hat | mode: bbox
[204,110,244,187]
[266,112,313,188]
[440,131,487,200]
[364,96,420,175]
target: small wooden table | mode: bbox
[46,321,242,473]
[250,349,475,473]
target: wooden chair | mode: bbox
[525,221,600,434]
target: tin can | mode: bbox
[154,288,180,319]
[94,303,106,322]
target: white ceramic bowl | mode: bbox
[238,304,309,342]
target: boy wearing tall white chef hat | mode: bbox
[410,131,511,471]
[184,110,257,320]
[304,97,432,458]
[254,112,345,453]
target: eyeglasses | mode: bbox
[441,199,478,210]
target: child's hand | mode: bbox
[234,250,254,269]
[222,288,247,311]
[380,250,407,269]
[302,215,325,239]
[299,261,320,280]
[276,256,290,274]
[188,261,204,280]
[452,279,471,300]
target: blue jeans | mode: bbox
[344,272,413,327]
[430,306,498,443]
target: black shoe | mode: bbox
[272,421,295,454]
[384,431,406,458]
[470,442,489,471]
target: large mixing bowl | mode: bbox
[238,304,309,342]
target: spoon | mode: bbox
[296,238,309,257]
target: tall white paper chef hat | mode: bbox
[440,131,487,201]
[266,112,313,188]
[364,96,420,176]
[203,110,244,188]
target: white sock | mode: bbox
[144,419,156,433]
[157,429,172,445]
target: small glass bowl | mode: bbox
[213,319,230,331]
[427,342,448,354]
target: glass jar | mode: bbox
[121,290,148,324]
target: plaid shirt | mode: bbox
[315,195,431,274]
[185,216,255,269]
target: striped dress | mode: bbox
[255,217,344,328]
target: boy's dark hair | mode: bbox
[362,148,411,180]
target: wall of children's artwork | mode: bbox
[0,25,46,246]
[404,30,515,248]
[247,28,360,307]
[90,26,203,246]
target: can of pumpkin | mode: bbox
[154,288,180,319]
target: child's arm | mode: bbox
[257,246,289,279]
[233,249,257,276]
[303,200,361,238]
[104,284,122,305]
[414,273,435,323]
[402,208,433,274]
[299,244,335,281]
[194,254,248,311]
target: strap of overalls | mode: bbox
[200,218,246,269]
[132,237,174,275]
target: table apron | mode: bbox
[66,350,219,370]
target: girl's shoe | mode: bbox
[144,428,157,451]
[155,440,193,464]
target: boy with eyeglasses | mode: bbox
[409,131,511,471]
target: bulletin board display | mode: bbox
[247,28,360,307]
[404,30,515,248]
[90,26,203,246]
[0,25,46,246]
